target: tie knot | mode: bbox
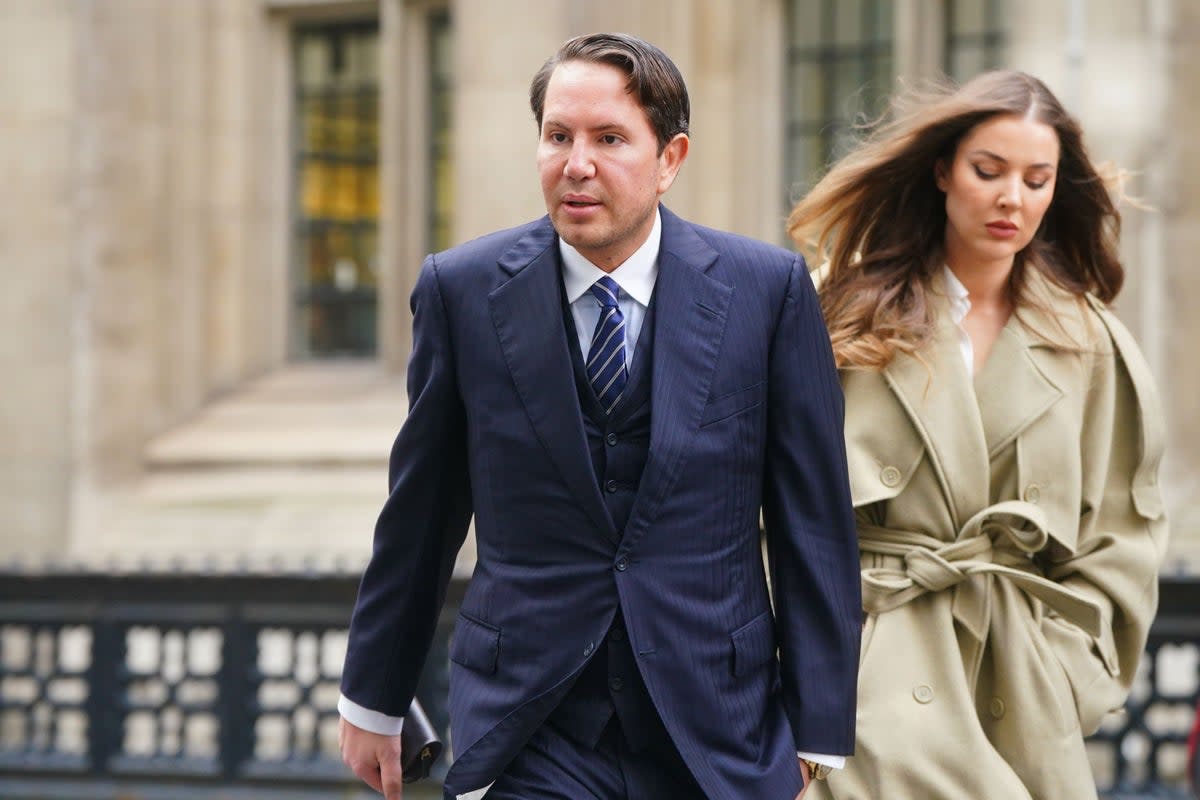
[589,276,621,309]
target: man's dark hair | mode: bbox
[529,32,690,154]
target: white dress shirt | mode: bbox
[943,264,975,375]
[340,208,841,771]
[560,209,659,363]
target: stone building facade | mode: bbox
[2,0,1196,569]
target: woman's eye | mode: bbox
[1026,180,1048,190]
[972,165,998,180]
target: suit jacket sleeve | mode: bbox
[762,254,861,754]
[340,254,473,717]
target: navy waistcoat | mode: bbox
[547,285,666,752]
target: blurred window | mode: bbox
[428,9,453,254]
[946,0,1008,81]
[293,20,380,358]
[785,0,894,202]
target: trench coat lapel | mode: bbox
[489,219,619,544]
[973,314,1063,459]
[883,292,990,528]
[621,209,729,551]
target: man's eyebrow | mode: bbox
[541,117,630,132]
[969,148,1055,170]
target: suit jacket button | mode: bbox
[583,642,595,657]
[609,677,624,692]
[615,557,629,572]
[606,433,618,446]
[605,480,618,493]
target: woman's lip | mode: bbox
[986,222,1019,239]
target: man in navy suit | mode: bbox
[338,33,860,800]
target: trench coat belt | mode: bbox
[858,500,1103,642]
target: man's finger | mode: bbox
[380,753,404,800]
[352,763,384,794]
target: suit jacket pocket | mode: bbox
[701,382,765,428]
[730,611,777,677]
[450,613,500,675]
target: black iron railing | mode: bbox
[0,571,1195,799]
[0,572,459,800]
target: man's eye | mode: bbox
[549,132,568,144]
[601,134,621,145]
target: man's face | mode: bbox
[537,60,688,271]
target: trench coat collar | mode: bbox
[882,271,1063,528]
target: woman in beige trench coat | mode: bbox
[788,71,1168,799]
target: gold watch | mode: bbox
[801,758,832,781]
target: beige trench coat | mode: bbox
[811,274,1168,800]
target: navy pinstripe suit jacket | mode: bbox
[341,206,861,798]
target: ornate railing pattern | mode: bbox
[0,572,1194,799]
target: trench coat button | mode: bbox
[913,684,934,704]
[1023,484,1041,503]
[606,433,619,446]
[609,677,624,692]
[881,466,903,488]
[583,642,595,657]
[990,697,1006,719]
[615,557,629,572]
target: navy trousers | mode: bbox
[480,718,706,800]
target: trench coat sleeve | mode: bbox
[340,255,473,717]
[762,255,861,754]
[1040,313,1168,734]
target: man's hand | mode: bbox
[795,758,811,799]
[339,716,405,799]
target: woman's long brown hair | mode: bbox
[788,70,1124,370]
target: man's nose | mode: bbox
[564,142,596,180]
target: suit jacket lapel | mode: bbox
[622,208,729,549]
[489,218,619,544]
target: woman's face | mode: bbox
[936,112,1060,273]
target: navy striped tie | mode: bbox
[586,276,627,414]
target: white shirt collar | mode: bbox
[942,264,972,325]
[559,209,660,307]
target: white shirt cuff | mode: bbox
[338,694,406,736]
[797,751,845,770]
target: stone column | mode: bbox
[450,0,560,244]
[1161,0,1200,561]
[0,0,78,560]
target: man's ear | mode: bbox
[657,133,689,194]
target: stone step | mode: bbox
[51,363,472,576]
[144,361,406,470]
